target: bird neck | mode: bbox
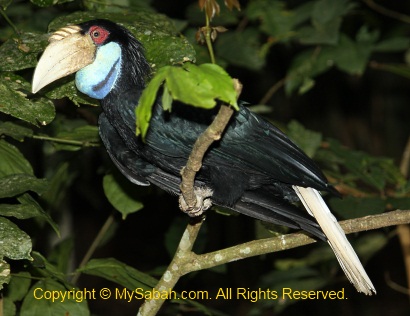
[97,35,152,136]
[104,39,151,100]
[75,42,122,100]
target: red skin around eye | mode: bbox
[89,26,110,45]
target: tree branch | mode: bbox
[139,209,410,315]
[138,221,202,316]
[179,79,242,212]
[179,104,234,210]
[184,210,410,271]
[140,79,242,315]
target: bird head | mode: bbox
[32,19,150,99]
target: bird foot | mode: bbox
[179,187,213,217]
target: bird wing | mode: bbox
[98,113,153,186]
[144,102,334,195]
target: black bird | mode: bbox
[32,19,375,294]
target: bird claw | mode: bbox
[179,187,213,217]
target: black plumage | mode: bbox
[32,19,375,294]
[91,20,335,240]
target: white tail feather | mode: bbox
[293,185,376,295]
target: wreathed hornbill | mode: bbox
[32,19,375,295]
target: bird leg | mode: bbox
[179,187,213,217]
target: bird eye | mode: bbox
[89,26,109,45]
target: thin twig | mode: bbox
[71,213,115,285]
[363,0,410,24]
[204,13,216,64]
[385,271,410,295]
[32,135,100,147]
[258,77,287,105]
[397,135,410,299]
[0,8,20,36]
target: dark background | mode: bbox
[1,0,410,315]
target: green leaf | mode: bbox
[0,260,11,290]
[247,0,312,42]
[136,66,168,137]
[2,297,16,316]
[78,257,157,290]
[0,204,40,219]
[137,63,238,138]
[311,0,350,24]
[30,252,68,284]
[5,271,32,302]
[40,162,76,213]
[329,196,385,220]
[0,201,50,221]
[30,0,71,7]
[47,238,74,275]
[167,63,238,110]
[286,29,377,94]
[0,217,32,261]
[215,28,266,71]
[297,20,342,45]
[102,173,144,219]
[15,194,59,235]
[0,121,34,141]
[317,139,404,191]
[285,48,332,95]
[161,84,173,112]
[286,120,322,158]
[0,32,48,71]
[0,149,58,234]
[0,73,55,126]
[298,0,355,45]
[329,33,374,75]
[21,279,90,316]
[374,37,410,53]
[0,140,33,177]
[0,174,48,198]
[0,193,60,237]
